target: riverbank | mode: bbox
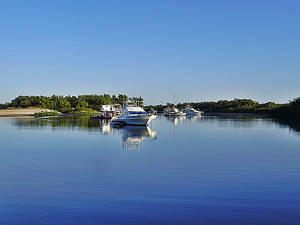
[0,108,59,117]
[0,107,100,118]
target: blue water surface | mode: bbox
[0,115,300,225]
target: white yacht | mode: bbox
[122,105,152,125]
[185,105,203,116]
[111,101,156,126]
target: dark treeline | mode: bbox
[145,97,300,124]
[145,98,283,114]
[0,94,144,112]
[272,97,300,123]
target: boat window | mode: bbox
[129,111,146,115]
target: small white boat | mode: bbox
[163,108,171,116]
[185,105,203,116]
[91,104,121,119]
[164,107,185,116]
[163,93,186,116]
[148,108,157,115]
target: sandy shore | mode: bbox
[0,108,58,117]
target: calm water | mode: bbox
[0,115,300,224]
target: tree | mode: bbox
[76,100,88,111]
[20,99,31,108]
[57,97,71,111]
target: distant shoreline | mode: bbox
[0,107,270,118]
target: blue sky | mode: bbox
[1,0,299,105]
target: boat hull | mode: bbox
[123,115,150,125]
[165,112,186,116]
[185,112,201,116]
[90,115,112,119]
[111,115,152,126]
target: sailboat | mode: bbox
[163,93,185,116]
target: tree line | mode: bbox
[0,94,144,113]
[272,97,300,123]
[145,97,300,123]
[145,98,283,114]
[1,95,299,124]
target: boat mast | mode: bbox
[173,92,176,109]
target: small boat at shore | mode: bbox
[185,105,203,116]
[148,108,157,115]
[90,104,120,120]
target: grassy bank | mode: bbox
[34,111,60,117]
[62,108,99,115]
[0,107,98,118]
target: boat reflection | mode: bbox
[185,114,202,123]
[99,120,113,134]
[99,121,158,150]
[12,116,157,150]
[165,114,202,125]
[111,125,157,150]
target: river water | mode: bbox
[0,115,300,224]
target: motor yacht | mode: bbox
[111,101,156,126]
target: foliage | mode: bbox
[34,111,59,117]
[146,97,300,127]
[0,94,144,113]
[272,97,300,123]
[76,99,89,111]
[145,98,283,114]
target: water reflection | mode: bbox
[165,116,186,125]
[117,125,157,150]
[12,116,158,150]
[165,115,203,125]
[3,114,300,225]
[163,114,300,137]
[185,115,203,124]
[10,115,300,149]
[275,120,300,136]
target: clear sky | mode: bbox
[1,0,299,105]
